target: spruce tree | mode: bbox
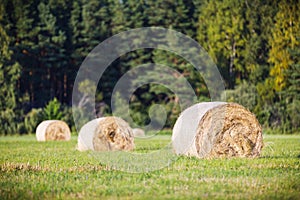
[0,2,21,134]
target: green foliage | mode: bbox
[223,82,257,112]
[197,0,246,88]
[282,46,300,131]
[24,108,43,134]
[146,0,196,37]
[61,106,76,133]
[268,0,300,91]
[256,11,300,132]
[77,79,98,110]
[112,92,129,120]
[0,2,21,135]
[197,0,278,88]
[71,106,93,133]
[42,98,62,120]
[0,0,299,134]
[286,100,300,131]
[0,109,17,135]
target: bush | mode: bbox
[286,100,300,132]
[71,106,93,134]
[0,109,18,135]
[61,106,76,133]
[222,81,257,112]
[24,108,43,134]
[43,98,62,120]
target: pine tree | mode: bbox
[7,0,72,108]
[146,0,196,37]
[108,0,127,34]
[0,2,21,134]
[243,0,279,83]
[2,0,37,111]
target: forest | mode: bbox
[0,0,299,135]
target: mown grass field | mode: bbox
[0,134,300,199]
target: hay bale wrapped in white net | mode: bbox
[172,102,263,158]
[77,116,135,151]
[36,120,71,141]
[132,128,145,137]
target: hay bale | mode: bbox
[172,102,263,158]
[77,117,134,151]
[77,118,102,151]
[132,128,145,137]
[36,120,71,141]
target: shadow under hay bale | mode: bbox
[36,120,71,141]
[77,117,134,152]
[172,102,263,158]
[132,128,145,137]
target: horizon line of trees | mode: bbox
[0,0,299,135]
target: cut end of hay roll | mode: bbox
[36,120,71,141]
[132,128,145,137]
[172,102,263,158]
[77,117,134,152]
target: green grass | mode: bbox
[0,134,300,199]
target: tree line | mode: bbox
[0,0,299,134]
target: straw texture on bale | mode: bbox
[77,117,134,151]
[172,102,263,158]
[132,128,145,137]
[36,120,71,141]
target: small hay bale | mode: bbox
[132,128,145,137]
[36,120,71,141]
[172,102,263,158]
[77,117,134,151]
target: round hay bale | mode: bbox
[77,117,134,151]
[77,118,102,151]
[172,102,263,158]
[36,120,71,141]
[132,128,145,137]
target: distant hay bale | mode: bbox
[77,117,134,151]
[36,120,71,141]
[172,102,263,158]
[132,128,145,137]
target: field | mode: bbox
[0,134,300,199]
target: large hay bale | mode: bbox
[36,120,71,141]
[77,117,134,151]
[77,118,102,151]
[132,128,145,137]
[172,102,263,158]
